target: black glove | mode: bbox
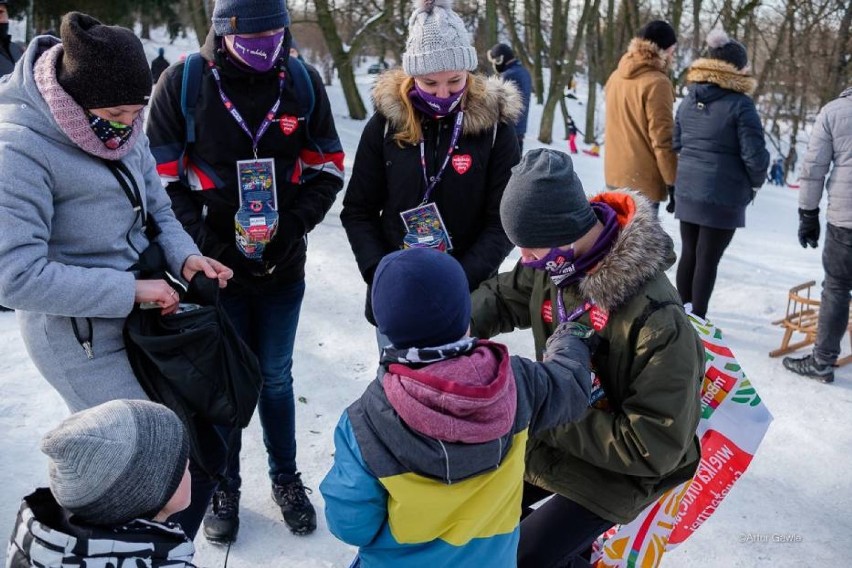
[262,212,306,265]
[798,208,820,249]
[665,186,676,213]
[548,322,601,355]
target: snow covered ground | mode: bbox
[1,28,850,567]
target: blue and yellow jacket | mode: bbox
[320,329,592,568]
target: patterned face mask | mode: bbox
[86,111,134,150]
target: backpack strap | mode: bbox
[627,297,681,348]
[178,52,205,184]
[285,55,315,120]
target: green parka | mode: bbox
[470,190,703,523]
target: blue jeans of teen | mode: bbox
[815,224,852,366]
[219,279,306,490]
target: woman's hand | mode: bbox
[182,255,234,288]
[135,279,181,315]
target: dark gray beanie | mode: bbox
[57,12,152,109]
[41,400,189,526]
[706,29,748,70]
[212,0,290,36]
[500,149,596,248]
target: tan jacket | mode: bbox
[604,39,677,202]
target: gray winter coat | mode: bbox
[799,87,852,229]
[0,37,199,412]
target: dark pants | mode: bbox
[815,224,852,365]
[170,455,222,539]
[219,279,306,490]
[518,483,614,568]
[676,221,736,318]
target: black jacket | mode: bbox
[673,58,769,229]
[0,34,23,76]
[341,69,522,304]
[146,30,344,294]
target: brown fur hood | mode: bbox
[372,69,523,136]
[578,189,676,311]
[686,58,757,95]
[615,38,671,80]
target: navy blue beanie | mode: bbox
[212,0,290,36]
[371,249,471,349]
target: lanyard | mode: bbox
[418,111,464,205]
[557,292,594,324]
[209,61,286,158]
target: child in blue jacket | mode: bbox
[320,248,595,567]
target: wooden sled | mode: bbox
[769,280,852,366]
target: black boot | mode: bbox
[202,489,240,544]
[271,473,316,535]
[783,354,835,384]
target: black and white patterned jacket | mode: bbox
[6,488,196,568]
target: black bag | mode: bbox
[124,275,263,475]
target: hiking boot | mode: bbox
[783,354,835,384]
[202,489,240,544]
[271,474,316,535]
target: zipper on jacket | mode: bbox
[71,317,94,360]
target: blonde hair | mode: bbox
[393,72,480,146]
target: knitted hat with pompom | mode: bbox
[706,29,748,70]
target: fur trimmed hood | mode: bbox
[578,190,676,311]
[616,38,671,80]
[686,58,757,95]
[372,69,523,136]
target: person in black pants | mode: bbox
[671,29,768,318]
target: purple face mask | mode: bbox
[229,31,285,73]
[522,247,580,286]
[409,83,465,118]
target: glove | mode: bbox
[665,186,676,214]
[798,208,820,248]
[547,322,600,355]
[262,212,306,265]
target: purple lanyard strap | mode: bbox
[557,292,594,324]
[209,61,286,158]
[418,111,465,205]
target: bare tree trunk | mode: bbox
[529,0,545,105]
[584,0,602,144]
[752,0,795,104]
[691,0,702,55]
[485,0,498,50]
[497,0,533,69]
[828,0,852,102]
[183,0,209,48]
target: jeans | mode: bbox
[676,221,736,318]
[815,224,852,365]
[518,483,614,568]
[219,279,306,489]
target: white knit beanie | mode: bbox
[402,0,477,77]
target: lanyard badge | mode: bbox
[235,158,278,259]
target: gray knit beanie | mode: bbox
[706,29,748,70]
[41,400,189,526]
[500,149,596,248]
[212,0,290,36]
[402,0,477,77]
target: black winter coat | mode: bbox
[673,58,769,229]
[146,30,344,294]
[341,70,522,322]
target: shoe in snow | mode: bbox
[272,474,317,535]
[202,489,240,544]
[782,354,835,384]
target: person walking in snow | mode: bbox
[341,0,521,349]
[7,400,196,567]
[783,86,852,384]
[671,30,769,320]
[488,42,532,152]
[604,20,679,215]
[146,0,344,542]
[150,46,169,83]
[564,112,579,154]
[321,247,594,568]
[0,0,23,77]
[769,157,785,186]
[0,12,231,539]
[470,149,704,568]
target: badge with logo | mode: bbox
[451,154,472,175]
[399,202,453,252]
[541,299,553,324]
[235,158,278,260]
[279,115,299,136]
[589,305,609,331]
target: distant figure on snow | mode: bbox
[488,42,532,152]
[150,46,169,83]
[564,113,579,154]
[769,157,784,186]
